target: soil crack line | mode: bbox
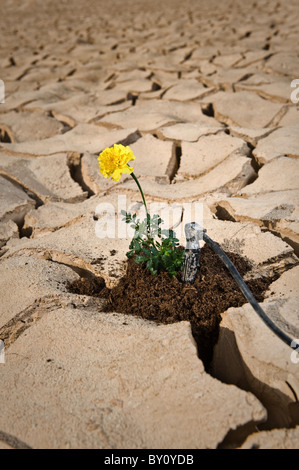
[0,430,32,449]
[0,295,63,348]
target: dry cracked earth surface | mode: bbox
[0,0,299,450]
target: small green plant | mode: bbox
[121,211,184,277]
[98,143,184,277]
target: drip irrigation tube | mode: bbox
[202,232,299,352]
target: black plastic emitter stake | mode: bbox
[182,222,299,352]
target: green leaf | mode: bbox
[134,238,141,247]
[134,256,147,264]
[150,245,159,255]
[146,259,153,269]
[125,205,184,276]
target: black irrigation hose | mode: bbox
[203,232,299,351]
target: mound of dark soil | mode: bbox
[68,245,276,369]
[68,275,105,296]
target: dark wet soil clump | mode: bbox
[67,245,277,369]
[68,276,105,296]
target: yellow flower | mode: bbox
[98,144,135,182]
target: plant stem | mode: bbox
[130,171,151,236]
[130,172,147,212]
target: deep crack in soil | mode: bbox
[67,244,278,370]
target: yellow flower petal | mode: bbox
[98,144,135,181]
[111,168,122,181]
